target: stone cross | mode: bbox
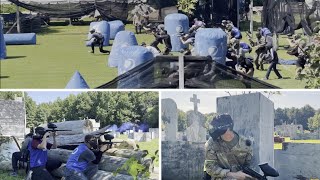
[190,94,200,112]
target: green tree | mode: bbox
[177,0,198,16]
[274,108,288,126]
[0,92,23,100]
[308,113,320,131]
[177,109,187,132]
[25,93,37,128]
[304,35,320,88]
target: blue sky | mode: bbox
[26,91,82,104]
[161,91,320,114]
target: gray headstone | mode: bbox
[128,132,134,139]
[185,111,206,142]
[134,132,146,142]
[162,141,205,180]
[145,132,152,141]
[217,93,274,171]
[0,100,26,138]
[162,98,178,141]
[149,128,159,139]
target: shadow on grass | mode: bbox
[38,27,61,35]
[6,56,26,59]
[0,76,10,79]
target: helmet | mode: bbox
[35,127,46,136]
[208,114,234,140]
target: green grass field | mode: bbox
[0,21,307,88]
[274,137,320,149]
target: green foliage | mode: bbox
[0,4,28,13]
[113,157,150,180]
[274,105,316,130]
[178,109,187,131]
[177,0,198,16]
[0,92,23,100]
[24,92,159,129]
[304,36,320,88]
[308,113,320,131]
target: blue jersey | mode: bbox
[28,139,50,168]
[240,42,251,50]
[66,144,90,172]
[261,28,272,36]
[231,27,242,39]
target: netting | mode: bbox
[263,0,320,35]
[197,0,238,26]
[5,0,176,20]
[97,56,278,89]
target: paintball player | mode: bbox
[204,114,254,180]
[88,29,110,54]
[189,18,206,33]
[151,30,172,55]
[287,34,308,79]
[226,24,242,40]
[27,126,62,180]
[141,42,160,57]
[10,133,33,176]
[258,27,272,37]
[257,27,283,80]
[64,135,108,180]
[247,32,270,70]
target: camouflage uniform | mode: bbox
[295,39,308,79]
[204,133,253,180]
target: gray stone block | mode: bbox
[275,143,320,179]
[217,93,275,171]
[0,100,26,138]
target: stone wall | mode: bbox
[162,141,205,180]
[217,93,275,171]
[0,100,26,138]
[275,143,320,179]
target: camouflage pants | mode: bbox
[254,52,264,70]
[295,66,303,79]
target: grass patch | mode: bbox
[0,17,308,88]
[0,170,25,180]
[274,137,320,149]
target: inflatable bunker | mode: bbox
[86,21,110,47]
[4,33,36,45]
[195,28,227,65]
[108,31,138,67]
[164,13,189,52]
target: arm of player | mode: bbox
[37,132,51,149]
[204,141,231,178]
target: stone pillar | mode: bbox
[217,93,274,171]
[162,98,178,141]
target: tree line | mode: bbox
[0,92,159,129]
[176,104,320,132]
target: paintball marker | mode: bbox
[242,163,279,180]
[92,131,122,150]
[246,31,256,47]
[33,123,71,139]
[46,122,72,133]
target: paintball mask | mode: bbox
[34,127,46,139]
[208,114,234,140]
[85,135,99,150]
